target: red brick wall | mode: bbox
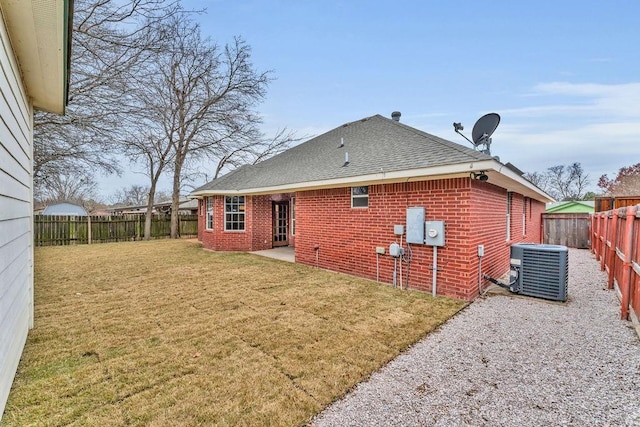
[196,180,544,300]
[251,195,273,250]
[294,178,544,300]
[198,194,294,252]
[468,181,545,297]
[199,195,273,252]
[295,179,476,299]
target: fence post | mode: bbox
[597,213,604,262]
[600,213,607,271]
[87,215,92,244]
[591,212,602,261]
[589,214,596,254]
[606,209,618,289]
[620,205,636,320]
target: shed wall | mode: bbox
[0,16,34,417]
[543,213,591,248]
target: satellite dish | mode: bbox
[471,113,500,147]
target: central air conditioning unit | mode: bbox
[510,243,568,302]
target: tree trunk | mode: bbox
[170,162,181,238]
[144,182,157,240]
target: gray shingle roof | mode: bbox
[193,114,494,194]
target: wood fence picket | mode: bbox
[591,204,640,321]
[33,214,198,246]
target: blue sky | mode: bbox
[102,0,640,197]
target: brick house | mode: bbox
[190,113,552,300]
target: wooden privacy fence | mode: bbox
[34,214,198,246]
[543,213,591,248]
[591,204,640,321]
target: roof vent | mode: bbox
[391,111,401,122]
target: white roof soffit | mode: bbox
[191,159,554,203]
[1,0,70,114]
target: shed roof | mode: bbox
[546,200,595,213]
[192,114,553,203]
[42,202,87,216]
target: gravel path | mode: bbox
[313,249,640,426]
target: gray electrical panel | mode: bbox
[406,207,425,244]
[424,221,445,246]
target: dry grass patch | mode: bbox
[4,240,465,426]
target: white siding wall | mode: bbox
[0,13,35,417]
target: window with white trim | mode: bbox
[506,192,512,241]
[351,186,369,208]
[206,197,213,230]
[291,197,296,235]
[225,196,245,231]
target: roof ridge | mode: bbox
[340,114,378,128]
[382,115,491,161]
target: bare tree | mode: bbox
[122,129,176,239]
[208,127,301,179]
[33,0,183,194]
[110,184,154,206]
[35,172,99,205]
[525,162,590,201]
[523,171,549,193]
[139,15,279,238]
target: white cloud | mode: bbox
[491,81,640,189]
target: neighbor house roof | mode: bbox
[109,198,198,214]
[0,0,72,113]
[192,114,554,203]
[545,200,595,213]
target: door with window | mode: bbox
[272,202,289,247]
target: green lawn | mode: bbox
[3,240,465,426]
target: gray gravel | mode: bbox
[313,249,640,426]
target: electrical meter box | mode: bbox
[424,221,445,246]
[389,242,402,257]
[406,207,425,244]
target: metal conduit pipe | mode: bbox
[432,246,438,297]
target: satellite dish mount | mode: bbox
[453,113,501,155]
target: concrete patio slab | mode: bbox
[250,246,295,263]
